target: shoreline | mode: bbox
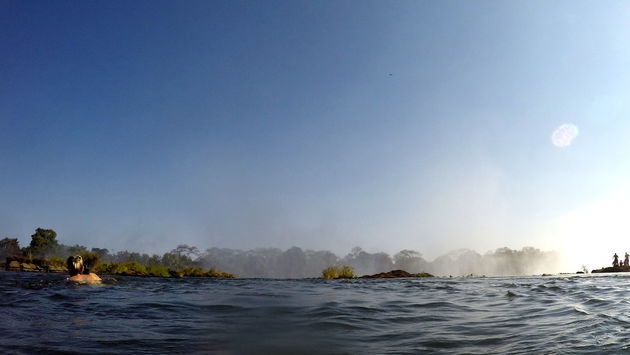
[3,256,234,278]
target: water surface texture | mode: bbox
[2,270,629,354]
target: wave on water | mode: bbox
[2,270,630,353]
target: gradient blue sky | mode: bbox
[2,1,630,267]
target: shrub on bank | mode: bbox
[178,266,234,278]
[146,265,171,277]
[322,265,356,279]
[92,261,233,278]
[98,261,148,276]
[322,266,338,279]
[339,265,355,278]
[181,267,206,277]
[206,267,234,278]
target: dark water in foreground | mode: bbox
[2,271,630,354]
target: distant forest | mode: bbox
[1,228,561,277]
[198,246,561,277]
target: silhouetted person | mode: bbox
[613,253,619,268]
[624,253,629,267]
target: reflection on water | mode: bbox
[2,270,630,353]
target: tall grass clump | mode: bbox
[322,265,355,279]
[339,265,355,278]
[206,267,234,278]
[322,266,339,279]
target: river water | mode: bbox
[2,270,629,354]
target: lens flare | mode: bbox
[551,123,579,148]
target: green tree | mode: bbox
[394,249,426,273]
[0,237,20,259]
[28,228,59,257]
[161,252,193,271]
[161,245,199,270]
[91,248,110,262]
[172,244,200,259]
[66,244,89,256]
[146,254,162,266]
[277,246,306,278]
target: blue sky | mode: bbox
[2,1,630,266]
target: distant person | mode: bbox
[613,253,619,268]
[625,253,629,267]
[67,255,101,282]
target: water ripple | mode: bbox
[4,271,630,353]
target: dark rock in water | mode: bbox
[576,271,584,274]
[591,266,630,273]
[361,270,434,278]
[362,270,412,278]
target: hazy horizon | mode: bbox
[2,1,630,273]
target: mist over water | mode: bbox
[195,246,562,278]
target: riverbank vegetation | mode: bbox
[1,228,233,278]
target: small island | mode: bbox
[591,252,630,274]
[360,269,434,278]
[321,265,433,279]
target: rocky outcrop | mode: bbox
[591,266,630,273]
[7,260,21,270]
[6,260,45,272]
[360,269,434,278]
[5,256,67,273]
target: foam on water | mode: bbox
[2,270,630,354]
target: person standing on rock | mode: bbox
[67,255,101,282]
[613,253,619,268]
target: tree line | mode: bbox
[1,228,561,278]
[197,246,561,277]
